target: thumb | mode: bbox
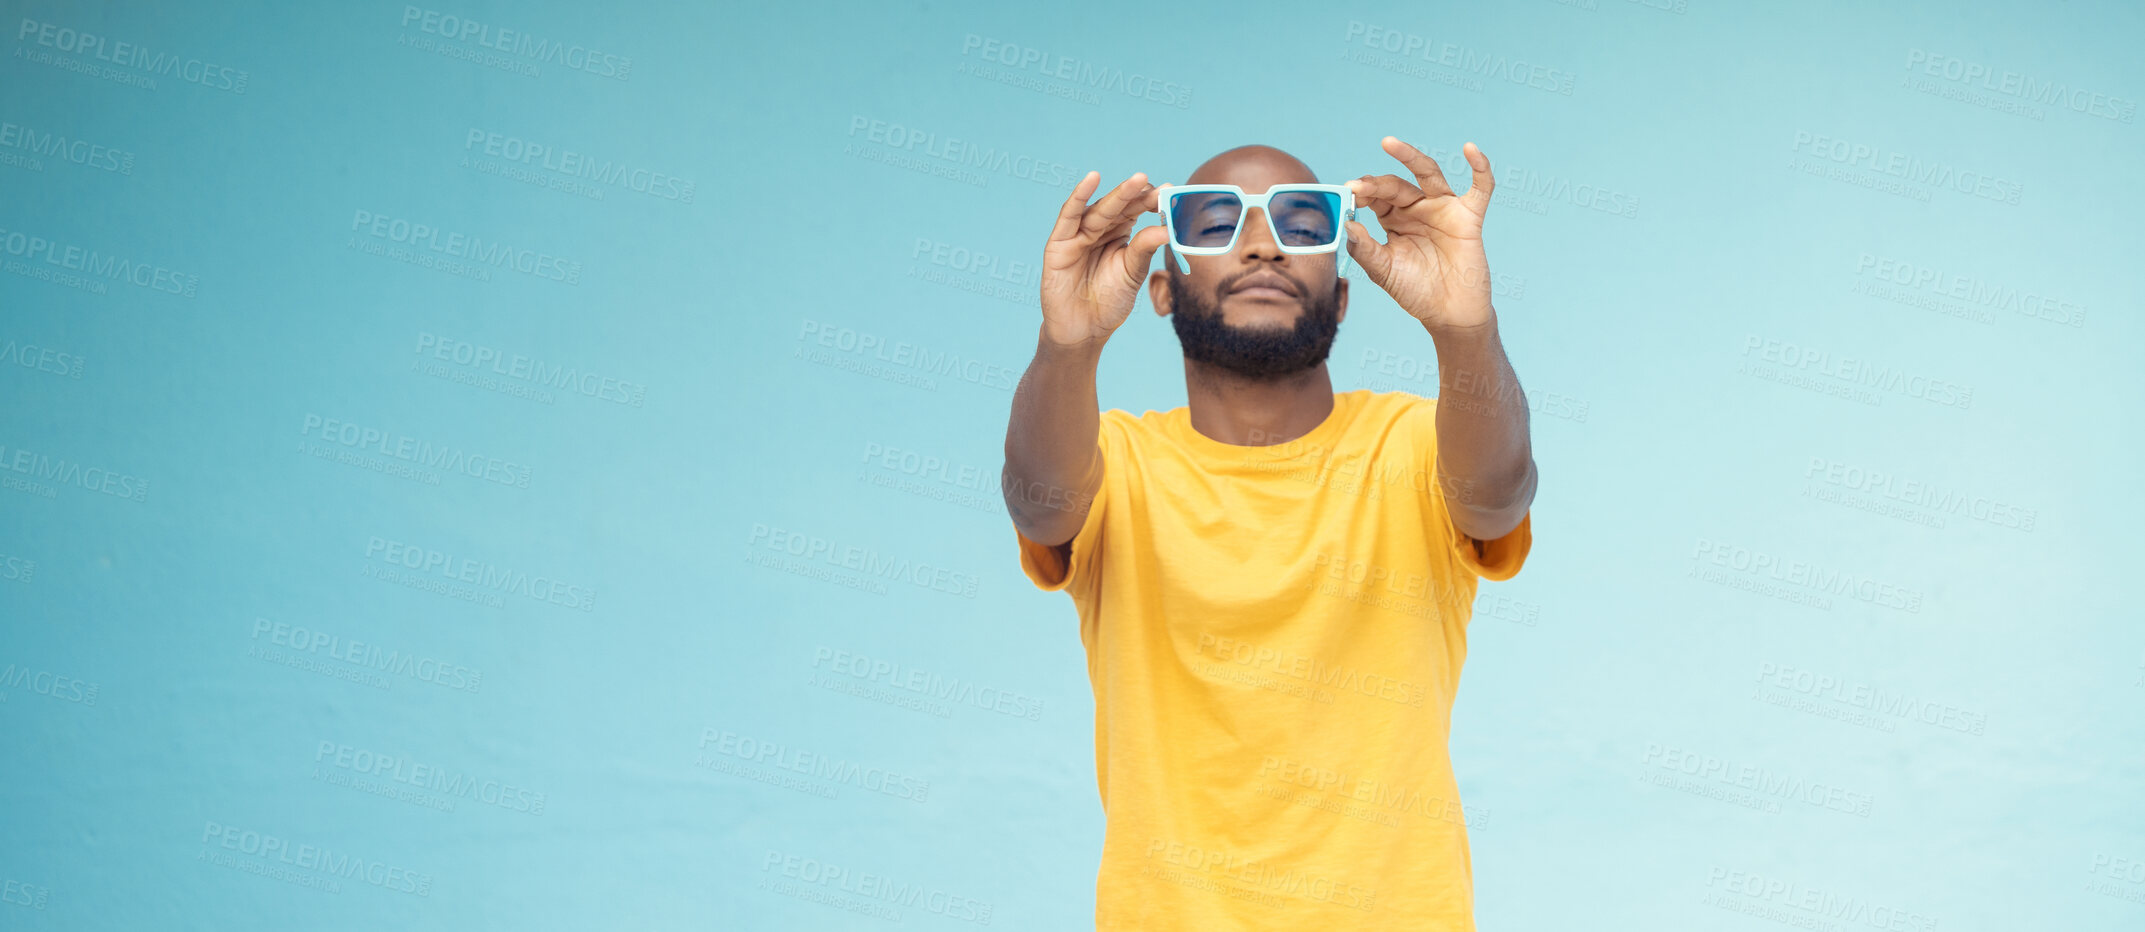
[1344,219,1388,283]
[1121,224,1169,285]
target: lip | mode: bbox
[1227,274,1299,299]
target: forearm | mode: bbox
[1426,314,1536,538]
[1001,330,1106,545]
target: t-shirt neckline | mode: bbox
[1164,389,1364,462]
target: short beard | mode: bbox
[1167,273,1341,381]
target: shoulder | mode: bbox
[1099,406,1180,442]
[1348,388,1438,433]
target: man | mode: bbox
[1000,137,1537,931]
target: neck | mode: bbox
[1181,360,1335,446]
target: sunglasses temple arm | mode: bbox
[1153,196,1192,275]
[1339,207,1362,278]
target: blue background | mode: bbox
[3,0,2141,927]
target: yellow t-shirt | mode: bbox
[1016,388,1532,931]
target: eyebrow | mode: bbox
[1268,193,1333,210]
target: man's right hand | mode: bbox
[1039,171,1169,350]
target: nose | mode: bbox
[1235,206,1284,261]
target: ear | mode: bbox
[1335,276,1349,324]
[1147,267,1173,317]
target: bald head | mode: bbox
[1184,144,1319,188]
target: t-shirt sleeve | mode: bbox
[1419,397,1533,581]
[1014,416,1114,593]
[1442,504,1531,581]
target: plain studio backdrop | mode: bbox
[2,0,2141,927]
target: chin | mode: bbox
[1220,301,1305,328]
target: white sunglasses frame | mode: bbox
[1154,183,1361,275]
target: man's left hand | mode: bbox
[1344,137,1497,332]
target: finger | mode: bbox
[1093,203,1150,252]
[1101,181,1164,234]
[1381,136,1455,199]
[1080,173,1152,238]
[1348,174,1427,227]
[1343,218,1390,283]
[1050,171,1104,244]
[1119,225,1169,285]
[1459,142,1494,218]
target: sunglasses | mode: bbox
[1155,183,1360,275]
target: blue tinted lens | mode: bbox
[1169,191,1242,247]
[1268,190,1342,247]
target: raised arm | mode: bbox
[1424,319,1536,540]
[1344,137,1538,540]
[1002,170,1168,547]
